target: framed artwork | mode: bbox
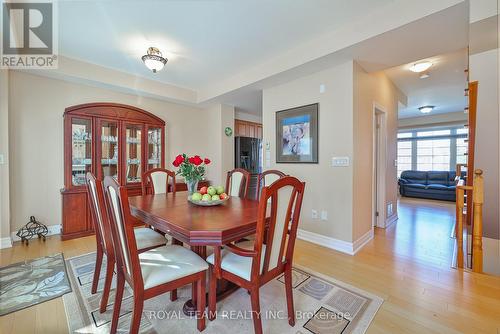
[276,103,318,163]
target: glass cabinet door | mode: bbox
[100,120,119,180]
[71,117,92,186]
[147,127,162,170]
[125,124,142,183]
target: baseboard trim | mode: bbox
[11,224,61,242]
[297,228,374,255]
[385,213,398,228]
[352,229,374,254]
[0,237,13,249]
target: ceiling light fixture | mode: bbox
[142,47,167,73]
[409,61,432,73]
[419,105,434,114]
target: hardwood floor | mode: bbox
[1,197,499,333]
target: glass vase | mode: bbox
[185,179,199,196]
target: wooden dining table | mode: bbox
[128,192,261,314]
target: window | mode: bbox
[397,126,467,177]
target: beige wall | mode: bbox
[398,111,468,129]
[203,104,235,186]
[469,0,499,240]
[263,61,354,242]
[353,63,406,240]
[8,71,220,232]
[0,70,10,240]
[234,109,262,123]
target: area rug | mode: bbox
[64,252,383,333]
[0,253,72,316]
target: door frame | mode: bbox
[372,103,388,228]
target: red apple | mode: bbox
[199,186,208,195]
[220,193,228,200]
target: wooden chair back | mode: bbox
[226,168,250,198]
[252,176,305,283]
[257,170,286,199]
[142,168,176,195]
[86,172,114,258]
[103,176,143,289]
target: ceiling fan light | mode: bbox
[410,61,432,73]
[142,47,168,73]
[418,105,434,114]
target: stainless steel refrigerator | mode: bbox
[235,136,262,199]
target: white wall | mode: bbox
[8,71,220,232]
[263,61,354,242]
[0,70,10,244]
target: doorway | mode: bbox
[373,105,387,228]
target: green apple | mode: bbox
[191,192,202,201]
[202,194,212,201]
[211,194,220,201]
[216,185,224,195]
[207,186,217,196]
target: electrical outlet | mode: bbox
[0,154,4,165]
[387,202,393,216]
[320,210,328,221]
[311,209,318,219]
[319,84,326,93]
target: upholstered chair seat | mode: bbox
[207,241,266,281]
[134,227,168,251]
[140,245,208,290]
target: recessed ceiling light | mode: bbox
[410,61,432,73]
[418,105,434,114]
[142,47,168,73]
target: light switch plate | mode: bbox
[319,84,326,93]
[332,156,350,167]
[0,154,4,165]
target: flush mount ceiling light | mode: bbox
[409,61,432,73]
[419,105,434,114]
[142,47,167,73]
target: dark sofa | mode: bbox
[398,171,459,201]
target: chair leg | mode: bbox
[284,266,295,326]
[110,272,125,334]
[208,266,217,321]
[129,294,144,334]
[91,248,103,294]
[250,287,263,334]
[170,289,177,301]
[99,258,115,313]
[196,271,206,331]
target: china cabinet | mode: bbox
[61,103,165,240]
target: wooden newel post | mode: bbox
[472,169,484,273]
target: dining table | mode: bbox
[128,192,261,315]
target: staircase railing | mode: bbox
[455,168,484,272]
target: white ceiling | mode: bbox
[58,0,394,90]
[384,49,468,119]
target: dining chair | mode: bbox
[207,176,305,334]
[103,176,208,334]
[257,170,287,200]
[226,168,250,198]
[141,168,176,195]
[85,173,168,314]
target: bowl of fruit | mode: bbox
[188,185,229,206]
